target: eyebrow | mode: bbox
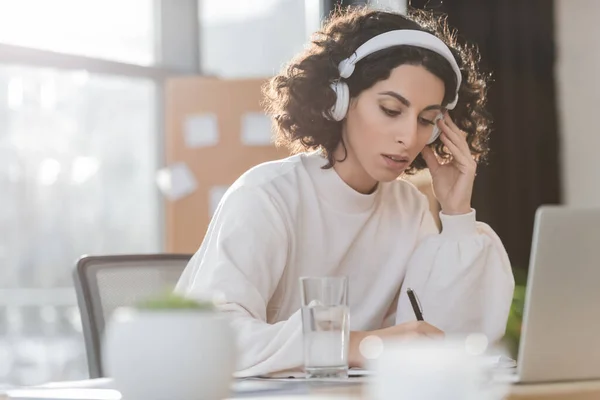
[378,91,444,112]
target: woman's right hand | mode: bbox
[348,321,444,368]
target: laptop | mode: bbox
[499,205,600,384]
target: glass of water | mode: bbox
[300,276,350,379]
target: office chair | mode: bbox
[72,253,192,378]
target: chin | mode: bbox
[370,169,404,183]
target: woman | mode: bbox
[175,6,514,377]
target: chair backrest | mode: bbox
[72,253,192,378]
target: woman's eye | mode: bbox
[380,106,400,117]
[418,117,435,126]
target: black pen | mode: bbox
[407,287,424,321]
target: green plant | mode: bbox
[136,292,215,311]
[503,268,528,358]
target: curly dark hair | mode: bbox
[262,6,491,174]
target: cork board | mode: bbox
[164,77,289,253]
[164,77,440,253]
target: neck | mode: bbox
[332,140,378,195]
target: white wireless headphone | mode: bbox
[328,29,462,144]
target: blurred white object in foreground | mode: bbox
[367,337,508,400]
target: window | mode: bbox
[199,0,316,78]
[198,0,406,78]
[0,1,197,386]
[0,67,158,385]
[0,0,155,65]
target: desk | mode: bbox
[508,381,600,400]
[235,380,600,400]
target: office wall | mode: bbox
[555,0,600,207]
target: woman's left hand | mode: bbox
[421,113,477,215]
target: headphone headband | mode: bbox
[337,29,461,109]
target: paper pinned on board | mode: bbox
[183,113,219,148]
[241,112,273,146]
[209,185,230,216]
[156,162,198,201]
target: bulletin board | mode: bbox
[164,77,289,253]
[164,77,440,253]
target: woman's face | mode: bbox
[334,64,445,193]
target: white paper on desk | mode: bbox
[208,185,230,216]
[36,378,114,390]
[256,368,371,382]
[156,162,198,201]
[183,113,219,148]
[241,112,273,146]
[481,355,517,369]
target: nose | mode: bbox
[393,117,419,148]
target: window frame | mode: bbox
[0,0,200,327]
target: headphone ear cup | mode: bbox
[329,81,350,121]
[426,114,444,144]
[427,125,441,145]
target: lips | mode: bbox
[381,153,410,171]
[382,154,410,163]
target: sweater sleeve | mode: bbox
[174,186,302,377]
[396,194,515,343]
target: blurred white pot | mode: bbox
[367,338,507,400]
[103,308,236,400]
